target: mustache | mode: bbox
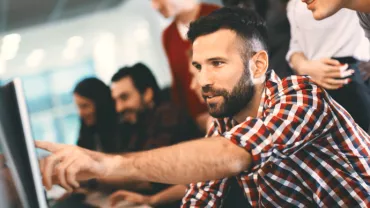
[118,109,137,116]
[201,85,228,98]
[117,109,137,121]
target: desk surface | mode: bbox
[49,187,152,208]
[85,191,151,208]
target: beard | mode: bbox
[202,68,255,118]
[117,97,147,125]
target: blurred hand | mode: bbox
[359,61,370,81]
[298,58,354,90]
[109,190,151,207]
[36,141,121,192]
[56,188,88,201]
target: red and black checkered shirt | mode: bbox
[182,70,370,207]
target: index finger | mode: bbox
[35,141,62,152]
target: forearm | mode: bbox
[290,52,309,75]
[149,185,187,206]
[108,137,251,184]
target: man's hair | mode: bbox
[221,0,269,18]
[187,7,268,62]
[222,0,255,8]
[111,63,161,104]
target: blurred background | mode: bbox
[0,0,222,145]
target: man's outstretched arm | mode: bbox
[36,136,251,192]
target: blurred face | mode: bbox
[192,29,255,118]
[302,0,346,20]
[111,77,146,124]
[151,0,186,18]
[74,94,96,127]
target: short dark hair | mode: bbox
[222,0,254,8]
[111,63,161,104]
[221,0,269,18]
[187,7,268,62]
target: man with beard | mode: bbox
[37,8,370,207]
[102,63,201,207]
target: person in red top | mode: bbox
[151,0,219,132]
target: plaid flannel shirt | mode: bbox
[182,70,370,207]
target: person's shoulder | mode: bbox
[199,3,220,16]
[281,75,314,88]
[286,0,296,12]
[267,73,323,98]
[154,102,184,116]
[154,102,187,126]
[163,21,177,37]
[265,74,329,111]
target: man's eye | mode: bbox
[212,61,224,67]
[120,95,128,101]
[194,64,201,71]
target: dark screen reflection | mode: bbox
[0,153,22,208]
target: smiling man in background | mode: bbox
[101,63,201,207]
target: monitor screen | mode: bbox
[0,79,48,208]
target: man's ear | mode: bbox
[143,88,154,105]
[251,50,269,79]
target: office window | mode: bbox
[3,60,95,144]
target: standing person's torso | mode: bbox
[288,0,369,60]
[162,3,219,119]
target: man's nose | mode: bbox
[116,101,126,113]
[198,66,214,88]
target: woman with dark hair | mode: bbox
[73,77,119,153]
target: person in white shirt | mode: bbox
[287,0,370,131]
[301,0,370,87]
[300,0,370,25]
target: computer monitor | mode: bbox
[0,79,48,208]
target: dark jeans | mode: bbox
[222,177,251,208]
[328,57,370,131]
